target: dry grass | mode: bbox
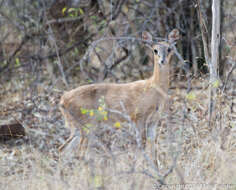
[0,73,235,190]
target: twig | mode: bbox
[46,16,68,87]
[46,15,83,25]
[103,47,129,79]
[110,0,127,20]
[222,60,236,92]
[197,0,211,66]
[0,34,31,73]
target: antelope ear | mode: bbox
[142,31,153,42]
[168,29,180,43]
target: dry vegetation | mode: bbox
[0,0,235,189]
[0,71,235,190]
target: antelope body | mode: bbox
[59,29,180,152]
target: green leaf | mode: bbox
[103,115,108,121]
[89,110,94,116]
[80,107,88,114]
[114,122,122,128]
[73,47,79,55]
[2,60,7,66]
[62,7,67,15]
[98,106,103,111]
[79,8,84,15]
[15,58,20,66]
[87,79,93,83]
[100,20,107,26]
[186,92,196,100]
[122,5,128,13]
[85,123,92,128]
[82,127,89,134]
[68,8,76,13]
[90,16,97,20]
[94,175,103,188]
[212,80,220,88]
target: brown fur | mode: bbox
[59,29,180,152]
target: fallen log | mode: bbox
[0,123,25,140]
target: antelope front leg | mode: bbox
[58,131,75,152]
[77,129,88,159]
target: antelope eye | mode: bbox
[167,48,171,53]
[154,49,158,54]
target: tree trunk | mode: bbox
[209,0,220,125]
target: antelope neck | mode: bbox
[150,53,161,85]
[149,53,170,93]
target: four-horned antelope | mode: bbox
[59,29,180,154]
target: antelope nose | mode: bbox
[161,60,164,64]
